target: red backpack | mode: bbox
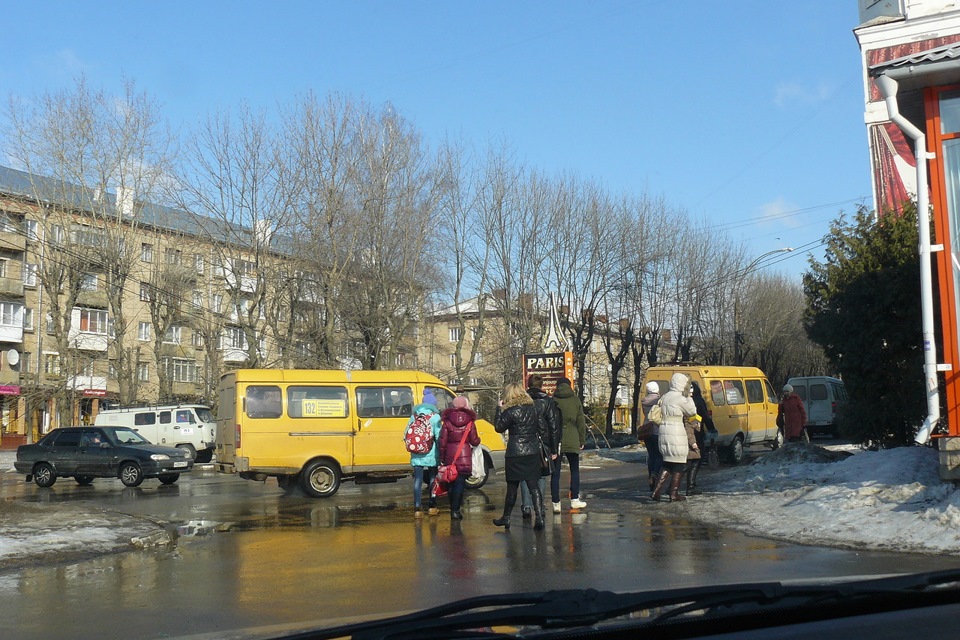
[404,412,435,454]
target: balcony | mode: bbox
[0,230,25,252]
[69,331,108,352]
[0,277,23,298]
[77,290,109,308]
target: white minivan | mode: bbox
[785,376,847,438]
[94,404,217,462]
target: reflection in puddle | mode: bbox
[175,520,234,537]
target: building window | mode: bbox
[220,326,247,350]
[23,264,37,287]
[212,294,223,313]
[449,327,462,342]
[474,352,483,365]
[165,248,182,265]
[24,220,38,241]
[138,321,151,342]
[0,260,7,279]
[195,254,204,274]
[22,308,33,330]
[0,214,18,234]
[449,354,456,367]
[78,308,109,335]
[138,363,150,382]
[140,283,152,302]
[141,243,153,263]
[50,225,65,245]
[192,330,204,347]
[44,353,61,376]
[80,273,97,291]
[162,357,198,383]
[163,325,182,345]
[192,291,203,310]
[45,313,54,334]
[0,302,20,327]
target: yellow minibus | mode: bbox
[642,364,781,464]
[215,369,506,497]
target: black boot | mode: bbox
[531,485,546,530]
[651,470,670,501]
[669,472,686,502]
[493,483,518,529]
[687,463,701,496]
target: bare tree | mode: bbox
[4,76,172,423]
[175,105,289,375]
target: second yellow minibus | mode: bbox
[215,369,506,498]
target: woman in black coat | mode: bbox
[493,381,552,530]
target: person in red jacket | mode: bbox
[778,384,808,443]
[439,395,481,521]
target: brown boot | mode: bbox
[651,470,670,501]
[669,472,686,502]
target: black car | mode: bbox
[14,426,194,488]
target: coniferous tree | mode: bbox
[803,204,925,446]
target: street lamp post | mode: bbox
[734,248,794,366]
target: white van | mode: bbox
[94,404,217,462]
[785,376,847,437]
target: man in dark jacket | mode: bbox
[520,375,561,518]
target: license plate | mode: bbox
[174,461,188,468]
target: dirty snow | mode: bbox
[2,442,960,567]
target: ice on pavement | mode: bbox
[2,441,960,567]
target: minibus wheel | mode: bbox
[300,459,341,498]
[727,436,744,465]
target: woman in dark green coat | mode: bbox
[550,377,587,512]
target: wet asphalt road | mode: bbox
[2,452,959,640]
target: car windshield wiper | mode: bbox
[281,569,960,640]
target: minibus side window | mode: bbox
[764,380,778,403]
[356,386,413,417]
[724,380,745,405]
[427,386,454,410]
[246,385,283,419]
[709,380,725,406]
[135,412,155,426]
[745,380,764,404]
[160,411,171,424]
[287,386,348,418]
[176,410,195,424]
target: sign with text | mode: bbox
[523,351,574,395]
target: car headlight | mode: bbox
[150,454,170,461]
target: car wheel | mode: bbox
[158,474,179,485]
[299,459,341,498]
[727,435,745,465]
[33,462,57,487]
[176,444,197,460]
[464,454,490,489]
[119,462,145,487]
[194,448,213,464]
[75,476,94,486]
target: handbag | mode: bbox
[647,401,663,425]
[438,424,472,485]
[536,433,552,473]
[430,475,448,498]
[637,421,656,440]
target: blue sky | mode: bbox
[1,1,869,278]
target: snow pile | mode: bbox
[686,443,960,554]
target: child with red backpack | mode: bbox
[405,390,442,517]
[439,395,482,521]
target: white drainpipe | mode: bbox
[874,74,942,444]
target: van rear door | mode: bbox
[807,382,832,426]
